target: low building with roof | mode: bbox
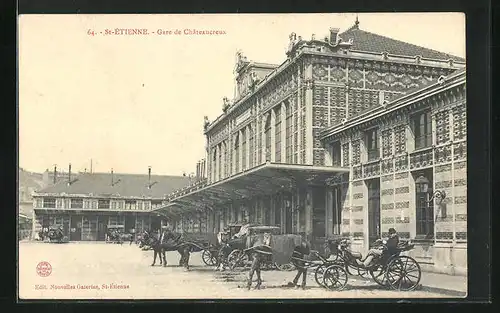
[32,166,193,241]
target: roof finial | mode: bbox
[354,14,360,28]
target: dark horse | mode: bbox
[39,227,65,243]
[107,230,134,245]
[139,230,191,269]
[245,233,311,290]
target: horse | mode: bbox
[245,233,311,290]
[43,228,65,243]
[140,230,191,269]
[107,230,134,245]
[215,231,234,271]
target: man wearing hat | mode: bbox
[357,227,399,268]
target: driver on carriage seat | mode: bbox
[160,226,178,245]
[356,228,399,267]
[232,223,250,239]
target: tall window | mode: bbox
[275,106,282,162]
[43,197,56,208]
[285,102,293,163]
[98,199,110,209]
[331,141,341,166]
[70,198,83,209]
[366,128,380,161]
[241,129,247,170]
[234,134,240,173]
[265,115,272,161]
[218,144,222,180]
[248,127,254,168]
[367,179,381,244]
[212,149,217,181]
[151,200,163,209]
[224,141,229,178]
[412,109,432,149]
[125,200,137,210]
[415,170,434,239]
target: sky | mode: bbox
[18,13,466,176]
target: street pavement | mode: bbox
[18,241,466,299]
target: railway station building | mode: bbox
[152,20,467,275]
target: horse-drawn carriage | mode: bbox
[138,228,219,269]
[224,225,295,271]
[106,225,134,244]
[38,226,69,243]
[288,236,422,291]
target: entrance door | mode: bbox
[151,217,161,232]
[82,215,98,241]
[97,216,108,241]
[284,193,292,234]
[263,197,271,225]
[367,179,381,245]
[125,215,135,234]
[312,187,326,250]
[70,216,82,241]
[332,186,342,235]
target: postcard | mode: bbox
[18,13,467,299]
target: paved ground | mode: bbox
[18,242,466,299]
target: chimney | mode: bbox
[148,166,152,189]
[329,27,340,44]
[68,163,72,186]
[53,164,57,184]
[111,168,114,186]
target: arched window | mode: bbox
[285,101,293,163]
[234,134,240,173]
[218,143,223,180]
[223,141,229,179]
[241,129,247,170]
[264,114,272,161]
[248,126,254,168]
[275,105,282,162]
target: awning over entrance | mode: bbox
[153,162,349,218]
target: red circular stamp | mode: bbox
[36,261,52,277]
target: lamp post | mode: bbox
[415,174,447,238]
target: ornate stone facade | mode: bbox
[321,69,466,275]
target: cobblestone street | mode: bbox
[19,242,465,299]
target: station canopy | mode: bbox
[152,162,348,218]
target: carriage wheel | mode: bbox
[357,267,369,278]
[202,250,217,266]
[228,250,248,270]
[385,256,421,291]
[370,265,389,287]
[314,264,329,287]
[322,265,348,291]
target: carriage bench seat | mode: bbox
[350,251,363,259]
